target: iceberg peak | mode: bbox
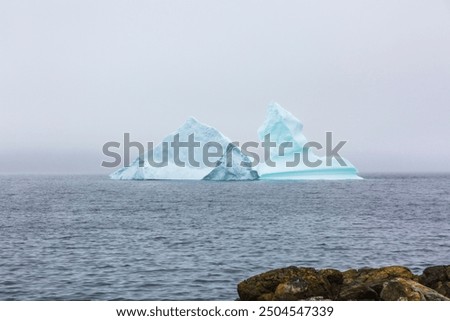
[172,116,230,145]
[185,116,200,124]
[267,101,290,117]
[258,102,308,157]
[178,116,206,131]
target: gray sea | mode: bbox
[0,174,449,300]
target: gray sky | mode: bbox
[1,0,449,174]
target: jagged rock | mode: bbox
[419,265,450,298]
[380,278,450,301]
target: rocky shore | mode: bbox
[237,265,450,301]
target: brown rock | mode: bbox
[380,278,449,301]
[319,269,343,298]
[237,265,449,301]
[258,293,274,301]
[338,283,379,300]
[237,267,332,301]
[272,270,331,300]
[342,266,415,286]
[319,269,344,285]
[305,296,330,301]
[419,265,450,298]
[337,266,415,300]
[237,266,296,300]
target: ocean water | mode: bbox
[0,174,449,300]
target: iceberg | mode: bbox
[110,117,258,180]
[109,103,361,181]
[257,102,361,180]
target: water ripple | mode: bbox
[0,174,449,300]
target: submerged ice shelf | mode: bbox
[110,103,361,181]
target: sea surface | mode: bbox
[0,174,449,300]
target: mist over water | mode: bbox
[0,174,449,300]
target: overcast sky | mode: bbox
[1,0,449,174]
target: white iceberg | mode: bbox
[110,117,258,180]
[257,102,361,180]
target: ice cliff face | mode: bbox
[110,117,258,180]
[256,102,361,180]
